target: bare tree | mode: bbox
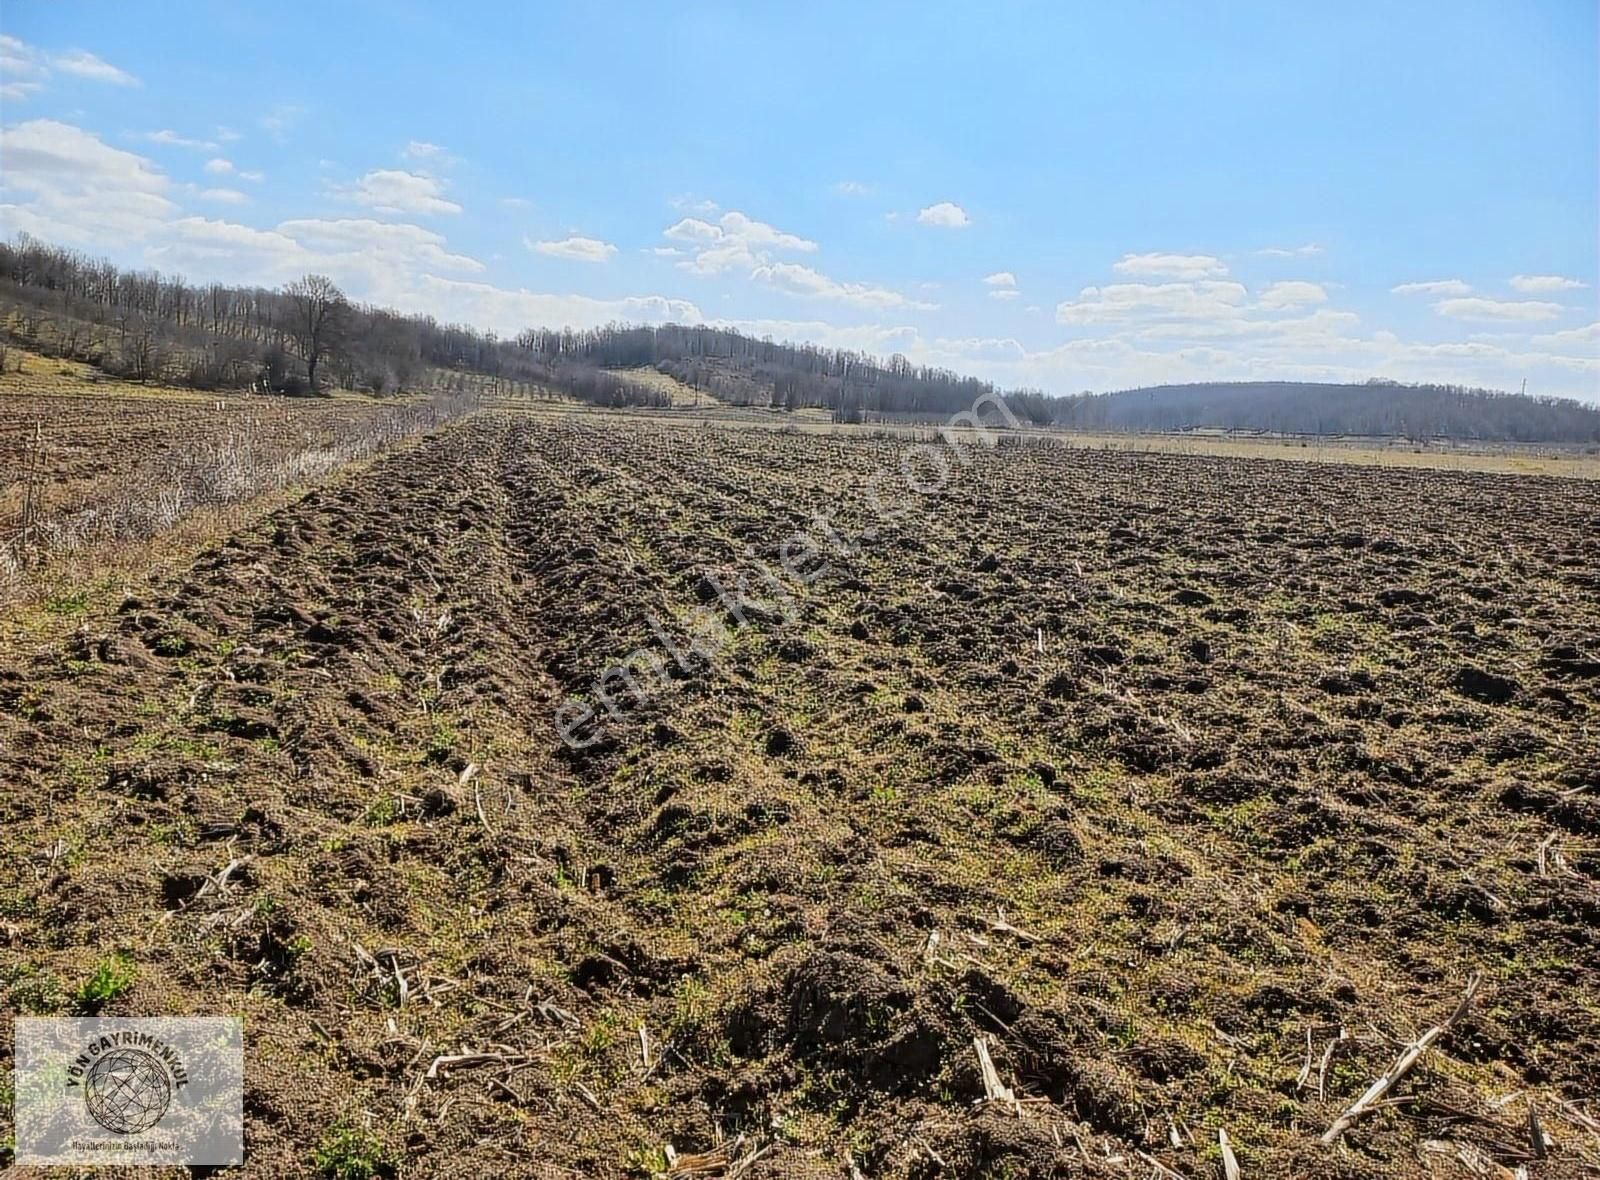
[284,273,346,394]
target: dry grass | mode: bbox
[619,366,713,408]
[0,348,479,607]
[0,346,219,401]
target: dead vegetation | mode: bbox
[0,408,1597,1177]
[0,351,479,605]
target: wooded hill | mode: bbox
[3,234,1595,442]
[1051,380,1600,444]
[518,325,1600,442]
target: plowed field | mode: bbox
[2,411,1597,1178]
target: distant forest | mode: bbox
[3,234,1597,442]
[1054,380,1600,444]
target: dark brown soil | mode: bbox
[2,412,1597,1178]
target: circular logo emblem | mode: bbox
[83,1047,172,1134]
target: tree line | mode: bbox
[1052,379,1600,443]
[2,234,1594,441]
[0,235,666,406]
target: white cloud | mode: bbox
[260,105,305,142]
[649,246,683,257]
[669,195,719,215]
[0,37,137,98]
[0,119,704,348]
[402,140,447,161]
[402,274,704,336]
[916,201,970,228]
[715,318,922,356]
[1256,243,1324,258]
[750,261,935,310]
[834,180,872,196]
[0,35,44,101]
[1,121,167,197]
[1056,280,1249,324]
[1434,297,1564,323]
[141,129,216,151]
[0,34,44,80]
[499,196,533,209]
[202,158,262,183]
[528,235,618,263]
[276,218,482,274]
[928,336,1029,362]
[0,119,174,245]
[989,289,1020,301]
[50,49,138,86]
[331,169,461,216]
[1509,274,1588,293]
[1112,253,1229,279]
[1133,307,1361,342]
[1257,280,1328,310]
[982,272,1017,288]
[144,216,487,297]
[668,211,815,251]
[663,219,725,244]
[663,209,817,275]
[1392,279,1471,296]
[215,126,241,143]
[197,187,249,205]
[1532,321,1600,347]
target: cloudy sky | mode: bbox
[2,2,1596,399]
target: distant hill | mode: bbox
[4,235,1595,443]
[1049,380,1600,444]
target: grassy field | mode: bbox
[1,372,1598,1178]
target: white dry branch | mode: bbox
[974,1035,1017,1107]
[986,908,1041,944]
[424,1050,531,1079]
[1218,1128,1241,1180]
[1133,1149,1190,1179]
[657,1133,773,1178]
[162,853,253,920]
[1320,975,1482,1145]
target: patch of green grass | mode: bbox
[312,1124,393,1180]
[161,734,221,760]
[362,795,401,826]
[43,590,89,616]
[148,820,196,847]
[670,976,710,1039]
[75,953,136,1011]
[424,720,457,763]
[153,633,191,657]
[627,1145,669,1176]
[582,1007,622,1056]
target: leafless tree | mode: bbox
[284,273,347,395]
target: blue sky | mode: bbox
[2,1,1596,398]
